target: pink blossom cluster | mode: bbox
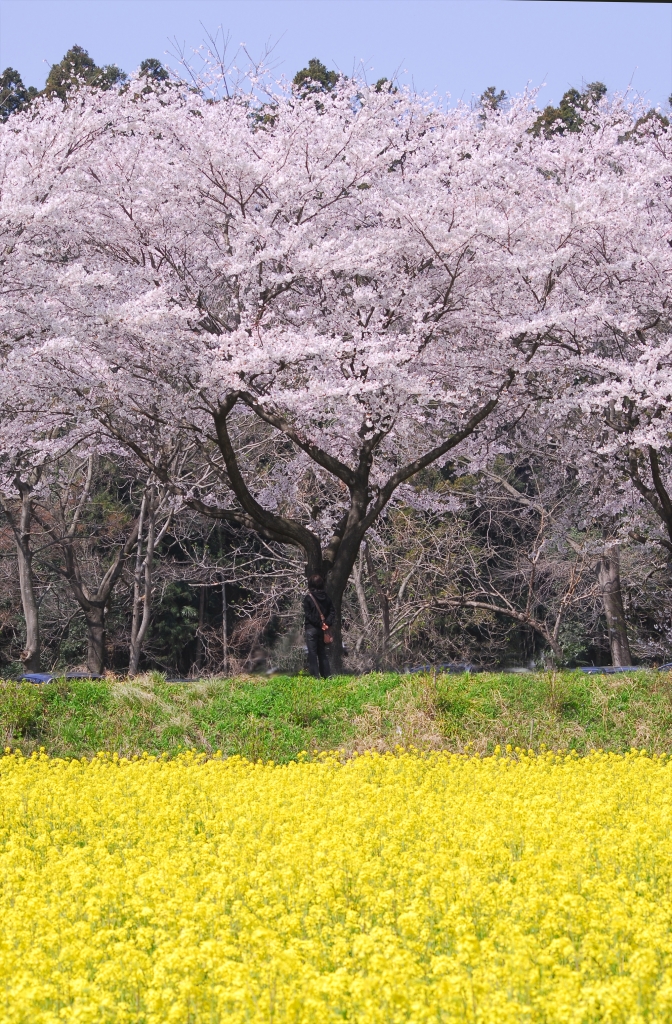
[0,71,670,637]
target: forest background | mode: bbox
[1,45,671,679]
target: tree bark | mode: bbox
[353,549,371,626]
[2,483,41,672]
[16,534,40,672]
[221,579,228,676]
[129,490,147,674]
[129,492,161,675]
[364,542,390,666]
[195,584,206,672]
[597,543,632,667]
[85,604,106,676]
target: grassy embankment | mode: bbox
[1,669,672,760]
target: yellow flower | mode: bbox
[0,749,671,1021]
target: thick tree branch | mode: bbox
[627,451,672,546]
[213,398,323,570]
[436,597,562,658]
[361,388,506,532]
[238,391,357,487]
[322,512,349,566]
[648,446,672,537]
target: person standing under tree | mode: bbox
[303,574,335,678]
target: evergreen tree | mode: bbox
[44,45,126,100]
[531,81,606,137]
[135,59,171,97]
[139,58,169,84]
[293,59,338,96]
[0,67,38,121]
[479,86,506,112]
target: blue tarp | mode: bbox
[579,666,641,675]
[21,673,102,684]
[404,663,474,675]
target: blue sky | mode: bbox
[0,1,670,107]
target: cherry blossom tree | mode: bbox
[6,70,670,667]
[0,83,127,669]
[549,115,672,568]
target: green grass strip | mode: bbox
[1,670,671,760]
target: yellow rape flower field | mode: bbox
[1,749,672,1023]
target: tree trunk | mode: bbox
[60,531,140,676]
[129,491,147,675]
[195,585,206,672]
[205,392,505,678]
[597,543,632,667]
[626,446,672,557]
[16,544,40,671]
[85,604,106,676]
[16,537,40,672]
[364,542,390,666]
[221,580,228,676]
[3,485,41,671]
[129,490,171,675]
[328,589,345,672]
[352,549,370,627]
[46,457,143,677]
[129,496,157,676]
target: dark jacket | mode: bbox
[303,589,336,630]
